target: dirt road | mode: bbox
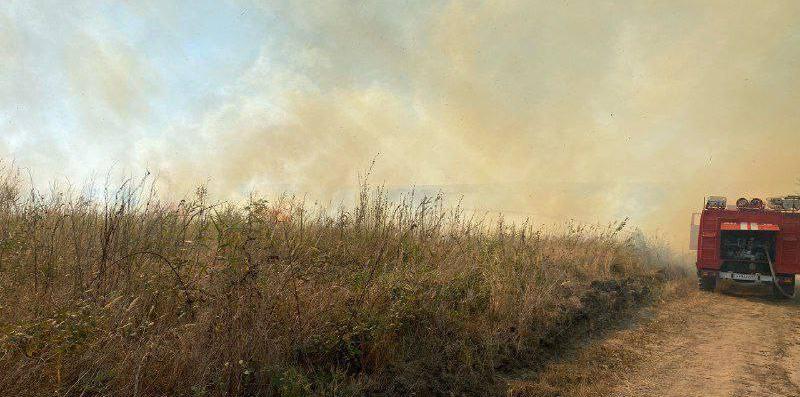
[611,284,800,397]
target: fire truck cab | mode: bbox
[692,196,799,298]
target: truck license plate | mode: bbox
[731,273,758,281]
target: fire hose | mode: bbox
[764,248,796,299]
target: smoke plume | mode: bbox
[3,1,800,249]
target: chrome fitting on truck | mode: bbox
[717,271,773,283]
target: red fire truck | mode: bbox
[691,196,799,298]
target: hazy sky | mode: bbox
[2,1,800,248]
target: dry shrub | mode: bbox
[0,167,680,396]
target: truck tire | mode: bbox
[772,278,795,299]
[698,276,716,291]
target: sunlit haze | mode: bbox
[3,1,800,249]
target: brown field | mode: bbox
[0,169,684,396]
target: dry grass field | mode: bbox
[0,167,683,396]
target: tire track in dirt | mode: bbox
[611,284,800,397]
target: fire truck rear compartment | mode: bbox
[719,230,776,276]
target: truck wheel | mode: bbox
[698,276,716,291]
[772,278,795,299]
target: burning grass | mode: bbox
[0,168,683,396]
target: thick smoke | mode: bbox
[4,1,800,249]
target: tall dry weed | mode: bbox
[0,166,681,396]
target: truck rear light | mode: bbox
[779,277,795,284]
[736,198,750,209]
[705,196,726,209]
[734,197,766,210]
[768,196,800,211]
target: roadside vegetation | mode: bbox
[0,165,684,396]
